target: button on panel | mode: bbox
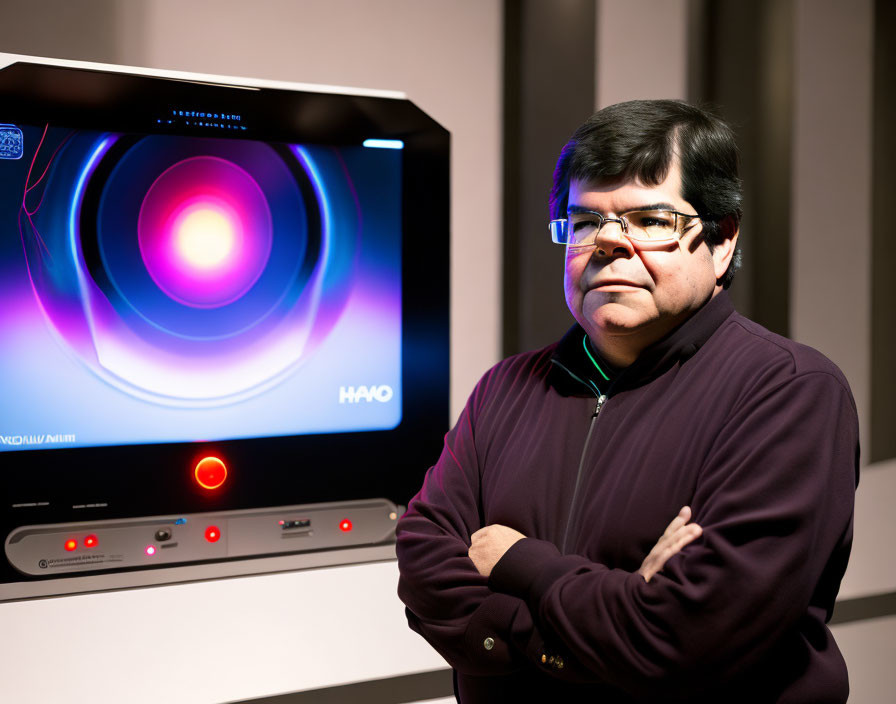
[194,456,227,490]
[281,519,311,530]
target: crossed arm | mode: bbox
[469,506,702,583]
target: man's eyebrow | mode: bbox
[566,204,598,215]
[566,202,678,215]
[629,202,677,213]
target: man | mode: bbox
[396,100,858,702]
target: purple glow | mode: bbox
[137,156,272,308]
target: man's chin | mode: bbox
[584,301,653,337]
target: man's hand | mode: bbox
[638,506,703,583]
[469,524,526,577]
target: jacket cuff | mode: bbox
[462,592,528,671]
[490,537,597,606]
[488,537,562,598]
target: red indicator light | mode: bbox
[84,535,98,548]
[339,519,353,532]
[145,545,156,556]
[194,456,228,490]
[205,526,221,543]
[64,539,77,552]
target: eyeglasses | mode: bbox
[549,208,701,248]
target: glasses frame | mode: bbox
[549,207,702,248]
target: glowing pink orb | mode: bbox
[173,204,237,270]
[138,156,273,308]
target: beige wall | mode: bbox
[830,614,896,703]
[595,0,689,107]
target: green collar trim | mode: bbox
[582,335,611,382]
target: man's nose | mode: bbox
[593,220,634,257]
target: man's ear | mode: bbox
[712,216,739,281]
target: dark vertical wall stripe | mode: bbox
[502,2,523,355]
[686,0,712,102]
[688,0,793,336]
[871,0,896,463]
[751,0,793,337]
[502,0,596,356]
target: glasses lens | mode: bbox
[549,220,569,244]
[566,213,601,246]
[624,210,679,241]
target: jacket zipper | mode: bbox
[561,392,607,553]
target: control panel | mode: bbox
[5,499,399,577]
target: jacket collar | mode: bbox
[550,290,736,396]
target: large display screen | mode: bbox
[0,59,448,594]
[0,125,403,451]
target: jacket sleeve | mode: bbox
[488,369,859,696]
[396,369,552,676]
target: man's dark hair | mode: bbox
[550,99,743,288]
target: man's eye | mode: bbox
[570,215,602,230]
[630,212,674,229]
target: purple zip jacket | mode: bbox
[396,292,859,702]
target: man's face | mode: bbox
[563,161,735,364]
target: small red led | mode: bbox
[194,456,228,490]
[84,535,98,548]
[205,526,221,543]
[145,545,156,556]
[339,519,353,532]
[64,539,77,552]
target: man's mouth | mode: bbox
[588,278,644,291]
